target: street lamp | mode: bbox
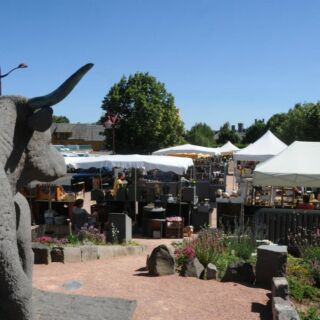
[104,113,120,154]
[0,63,28,96]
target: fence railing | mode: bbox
[254,208,320,244]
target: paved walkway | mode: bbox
[33,238,271,320]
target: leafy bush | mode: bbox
[299,307,320,320]
[190,227,227,267]
[66,233,81,246]
[287,255,313,285]
[288,276,319,302]
[227,235,256,261]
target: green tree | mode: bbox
[243,119,267,144]
[185,122,215,147]
[217,122,240,145]
[101,73,185,153]
[266,113,288,139]
[52,115,70,123]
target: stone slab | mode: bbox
[63,247,81,263]
[33,289,137,320]
[256,245,288,289]
[272,297,300,320]
[81,245,98,261]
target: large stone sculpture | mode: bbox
[0,63,93,320]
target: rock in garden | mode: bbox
[32,243,51,264]
[206,263,218,280]
[256,245,287,289]
[222,261,255,284]
[148,245,175,276]
[181,257,204,278]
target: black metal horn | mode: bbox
[27,63,93,110]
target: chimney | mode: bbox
[238,123,244,133]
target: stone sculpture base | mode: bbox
[33,289,136,320]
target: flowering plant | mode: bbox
[78,223,105,245]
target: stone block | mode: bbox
[272,297,300,320]
[97,246,114,259]
[256,245,287,289]
[206,263,218,280]
[222,261,255,284]
[181,257,204,278]
[63,247,81,263]
[81,245,98,261]
[272,277,289,300]
[32,243,51,264]
[126,246,144,256]
[51,247,64,263]
[111,245,128,257]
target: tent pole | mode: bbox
[134,167,137,221]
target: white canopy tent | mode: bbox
[233,130,287,162]
[152,144,220,156]
[218,141,240,155]
[65,154,193,175]
[253,141,320,187]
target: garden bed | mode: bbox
[32,242,145,264]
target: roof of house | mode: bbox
[51,123,105,141]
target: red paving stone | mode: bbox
[33,238,271,320]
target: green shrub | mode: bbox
[303,246,320,263]
[288,276,318,302]
[227,236,256,261]
[299,307,320,320]
[287,255,313,285]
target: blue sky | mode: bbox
[1,1,320,130]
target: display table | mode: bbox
[34,199,75,225]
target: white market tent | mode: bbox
[217,141,240,155]
[253,141,320,187]
[233,130,287,162]
[64,154,193,175]
[152,144,220,156]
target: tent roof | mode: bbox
[152,144,220,156]
[218,141,240,155]
[253,141,320,187]
[233,130,287,162]
[65,154,193,175]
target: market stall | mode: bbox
[252,141,320,243]
[233,130,287,162]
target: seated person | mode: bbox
[72,198,90,231]
[297,194,314,210]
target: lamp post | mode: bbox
[104,113,120,154]
[0,63,28,96]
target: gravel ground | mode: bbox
[33,238,271,320]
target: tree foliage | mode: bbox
[101,73,185,153]
[52,115,70,123]
[185,122,215,147]
[243,119,267,144]
[265,103,320,144]
[217,122,240,145]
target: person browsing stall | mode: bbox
[113,172,125,197]
[72,198,90,231]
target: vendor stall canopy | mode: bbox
[233,130,287,162]
[152,144,220,157]
[217,141,240,156]
[253,141,320,187]
[64,154,193,175]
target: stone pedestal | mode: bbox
[256,245,287,289]
[107,213,132,243]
